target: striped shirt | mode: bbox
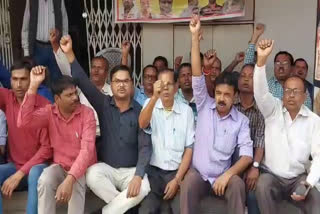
[21,0,68,56]
[234,100,265,148]
[268,76,312,110]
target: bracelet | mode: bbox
[203,67,213,76]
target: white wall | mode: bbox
[255,0,317,82]
[143,24,253,72]
[142,0,318,82]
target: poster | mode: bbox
[115,0,245,23]
[315,0,320,84]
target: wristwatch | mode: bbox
[253,161,260,168]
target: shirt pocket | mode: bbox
[213,130,237,159]
[122,119,138,146]
[170,127,186,152]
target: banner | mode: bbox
[115,0,245,23]
[315,0,320,85]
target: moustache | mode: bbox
[218,101,226,106]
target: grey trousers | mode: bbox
[139,166,180,214]
[180,168,246,214]
[38,164,86,214]
[255,172,320,214]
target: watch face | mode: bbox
[253,162,259,168]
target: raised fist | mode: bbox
[60,35,73,54]
[122,40,131,54]
[257,39,274,58]
[153,80,163,99]
[203,49,217,69]
[30,66,46,88]
[253,23,265,37]
[49,28,60,44]
[235,51,245,63]
[189,14,201,35]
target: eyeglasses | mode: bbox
[274,61,290,69]
[143,74,157,81]
[284,88,304,96]
[111,79,132,86]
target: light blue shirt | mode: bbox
[143,98,195,170]
[134,87,149,106]
[0,110,7,146]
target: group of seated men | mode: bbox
[0,15,319,214]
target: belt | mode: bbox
[36,40,51,46]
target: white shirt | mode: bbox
[21,0,69,56]
[54,48,113,136]
[254,65,320,186]
[143,98,195,171]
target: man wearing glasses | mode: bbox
[267,51,312,109]
[133,65,158,106]
[139,68,194,213]
[254,39,320,214]
[121,41,158,107]
[60,35,152,213]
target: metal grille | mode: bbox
[0,0,13,69]
[83,0,143,86]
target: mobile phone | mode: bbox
[294,184,311,197]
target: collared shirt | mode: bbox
[244,43,255,65]
[54,48,113,136]
[192,75,253,185]
[21,0,69,56]
[143,98,195,170]
[0,110,6,146]
[134,87,149,106]
[0,88,50,174]
[268,76,312,109]
[234,99,265,148]
[18,93,97,179]
[71,59,152,177]
[0,62,53,102]
[79,83,112,136]
[254,65,320,187]
[175,88,197,121]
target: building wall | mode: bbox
[255,0,317,82]
[142,0,318,82]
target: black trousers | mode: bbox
[139,165,180,214]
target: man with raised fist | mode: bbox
[17,67,97,214]
[254,39,320,214]
[138,68,194,213]
[180,15,253,214]
[60,35,152,213]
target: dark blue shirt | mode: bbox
[71,59,152,177]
